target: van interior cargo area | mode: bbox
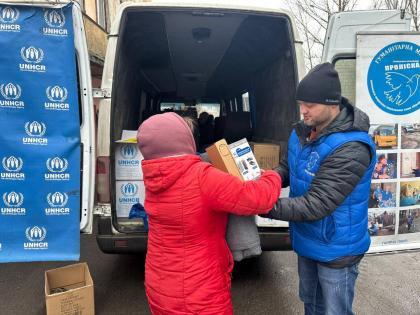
[111,8,299,232]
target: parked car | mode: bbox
[402,124,415,133]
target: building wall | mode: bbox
[84,0,97,22]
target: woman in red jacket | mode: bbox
[137,112,281,315]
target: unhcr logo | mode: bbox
[46,86,68,102]
[45,157,70,181]
[121,183,138,196]
[121,144,138,159]
[23,121,48,145]
[44,9,65,27]
[1,156,25,180]
[3,191,24,207]
[25,121,46,136]
[45,85,69,111]
[47,192,68,207]
[0,6,19,23]
[19,46,46,72]
[46,192,70,215]
[118,144,140,166]
[0,82,24,109]
[2,156,23,172]
[43,9,67,36]
[1,191,26,216]
[24,226,48,249]
[46,157,68,173]
[0,6,20,32]
[20,46,44,63]
[119,183,140,204]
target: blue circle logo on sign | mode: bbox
[367,41,419,115]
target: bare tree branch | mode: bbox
[287,0,358,69]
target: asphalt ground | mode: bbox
[1,232,420,314]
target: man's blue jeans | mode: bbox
[298,255,360,315]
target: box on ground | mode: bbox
[116,180,146,218]
[45,262,94,315]
[250,142,280,170]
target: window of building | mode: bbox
[96,0,106,29]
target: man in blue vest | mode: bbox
[264,62,376,315]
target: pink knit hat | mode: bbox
[137,112,196,160]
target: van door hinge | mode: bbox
[92,88,111,99]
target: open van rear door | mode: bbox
[0,1,95,262]
[323,10,420,253]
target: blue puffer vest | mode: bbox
[288,129,375,262]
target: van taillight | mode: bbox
[96,156,111,203]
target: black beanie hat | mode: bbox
[296,62,341,105]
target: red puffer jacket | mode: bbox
[142,155,281,315]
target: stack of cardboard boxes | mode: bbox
[206,138,284,227]
[206,138,281,181]
[115,131,146,222]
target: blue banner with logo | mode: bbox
[0,4,80,262]
[367,41,419,116]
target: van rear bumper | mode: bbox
[96,216,291,254]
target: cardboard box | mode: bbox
[115,130,143,180]
[250,142,280,170]
[205,139,242,179]
[116,180,146,218]
[229,138,261,181]
[115,142,143,180]
[45,263,94,315]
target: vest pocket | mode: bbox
[322,215,336,243]
[294,215,336,244]
[295,220,324,242]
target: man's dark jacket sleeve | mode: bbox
[267,142,372,222]
[274,146,290,188]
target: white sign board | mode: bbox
[356,33,420,252]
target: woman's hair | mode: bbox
[401,185,412,197]
[182,116,200,149]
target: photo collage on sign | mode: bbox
[354,35,420,248]
[368,123,420,237]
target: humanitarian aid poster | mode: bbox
[356,33,420,252]
[0,4,80,262]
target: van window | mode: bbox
[378,126,396,136]
[197,103,220,118]
[161,102,185,111]
[242,92,250,112]
[334,58,356,105]
[160,102,220,118]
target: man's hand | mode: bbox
[258,204,277,219]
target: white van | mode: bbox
[95,1,306,253]
[95,2,420,255]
